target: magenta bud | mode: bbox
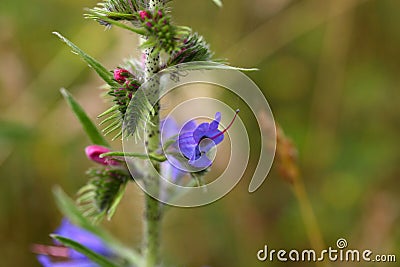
[113,68,131,84]
[85,145,119,166]
[139,10,150,20]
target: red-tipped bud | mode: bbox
[139,10,151,20]
[113,68,131,84]
[85,145,119,166]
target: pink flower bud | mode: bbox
[113,68,131,84]
[85,145,119,166]
[139,10,150,20]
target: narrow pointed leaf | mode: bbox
[102,120,121,133]
[160,61,258,73]
[212,0,223,7]
[60,88,110,148]
[100,113,120,125]
[53,187,105,237]
[51,235,119,267]
[85,10,146,35]
[53,32,119,87]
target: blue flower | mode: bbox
[35,219,113,267]
[177,110,239,169]
[160,117,187,182]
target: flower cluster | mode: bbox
[166,32,214,67]
[109,68,141,116]
[138,8,180,54]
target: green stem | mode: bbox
[292,177,329,267]
[142,1,164,267]
[100,152,166,162]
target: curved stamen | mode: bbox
[209,109,240,140]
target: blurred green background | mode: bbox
[0,0,399,266]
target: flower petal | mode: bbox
[181,119,197,133]
[204,128,224,145]
[160,117,178,140]
[189,153,212,169]
[178,131,197,159]
[54,219,112,259]
[209,112,221,130]
[37,255,98,267]
[161,157,186,183]
[193,122,210,143]
[85,145,119,166]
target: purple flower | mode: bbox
[85,145,119,166]
[177,110,239,169]
[160,117,187,182]
[34,219,113,267]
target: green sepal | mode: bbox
[106,181,127,220]
[53,32,119,88]
[100,113,120,125]
[166,32,214,67]
[76,167,129,223]
[60,88,110,148]
[98,105,120,118]
[50,235,119,267]
[88,0,144,23]
[102,120,121,134]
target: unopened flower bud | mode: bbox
[139,10,150,20]
[85,145,119,166]
[113,68,132,84]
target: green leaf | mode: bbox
[212,0,223,7]
[53,187,144,266]
[85,10,146,35]
[60,88,110,148]
[51,235,119,267]
[160,61,258,73]
[53,32,119,88]
[53,187,105,236]
[122,84,155,139]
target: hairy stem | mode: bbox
[142,1,164,267]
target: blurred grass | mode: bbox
[1,0,399,266]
